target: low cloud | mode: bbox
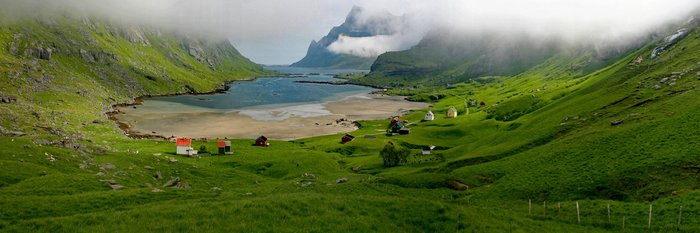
[328,34,418,58]
[1,0,698,64]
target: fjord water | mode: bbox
[149,67,372,110]
[114,66,429,139]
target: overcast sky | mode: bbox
[1,0,699,65]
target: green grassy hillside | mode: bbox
[354,28,649,88]
[0,16,265,139]
[2,14,700,232]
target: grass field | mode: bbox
[1,15,700,232]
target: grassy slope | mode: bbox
[2,16,700,233]
[0,16,265,137]
[357,29,645,89]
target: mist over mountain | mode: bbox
[357,6,700,87]
[1,0,699,65]
[291,6,424,69]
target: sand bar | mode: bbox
[114,94,428,140]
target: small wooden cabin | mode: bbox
[389,116,411,135]
[255,136,269,147]
[424,110,435,121]
[217,140,233,154]
[341,134,355,144]
[217,141,226,154]
[422,145,436,155]
[446,107,458,118]
[176,138,197,156]
[390,116,407,126]
[225,141,232,154]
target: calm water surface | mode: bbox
[149,67,372,110]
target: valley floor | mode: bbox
[114,93,428,140]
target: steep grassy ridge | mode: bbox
[0,16,265,139]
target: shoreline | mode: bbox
[106,72,402,140]
[112,93,428,140]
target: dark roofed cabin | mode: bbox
[255,136,269,147]
[341,134,355,144]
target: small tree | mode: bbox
[198,145,208,154]
[380,142,410,167]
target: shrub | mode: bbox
[380,143,410,167]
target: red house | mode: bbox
[217,141,226,154]
[176,138,196,156]
[255,136,269,147]
[341,134,355,144]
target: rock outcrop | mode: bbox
[291,6,413,69]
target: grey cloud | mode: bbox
[1,0,698,64]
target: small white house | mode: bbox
[176,138,197,156]
[422,145,436,155]
[424,110,435,121]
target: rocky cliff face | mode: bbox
[290,6,410,69]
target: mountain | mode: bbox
[355,28,653,88]
[0,16,266,137]
[290,6,411,69]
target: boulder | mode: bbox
[448,180,469,191]
[301,173,316,180]
[153,171,163,180]
[79,49,95,63]
[0,95,18,104]
[110,184,125,190]
[610,119,624,126]
[163,177,181,187]
[335,178,349,184]
[176,181,191,189]
[39,47,52,60]
[0,126,25,136]
[211,187,222,191]
[166,156,177,163]
[151,188,164,193]
[99,179,118,185]
[100,163,116,170]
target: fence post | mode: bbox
[557,202,561,216]
[607,203,611,224]
[543,201,546,217]
[648,204,653,231]
[528,199,532,216]
[576,201,580,224]
[622,216,625,230]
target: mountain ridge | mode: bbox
[290,6,409,69]
[0,15,267,137]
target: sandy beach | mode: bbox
[114,94,428,140]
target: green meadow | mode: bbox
[1,14,700,232]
